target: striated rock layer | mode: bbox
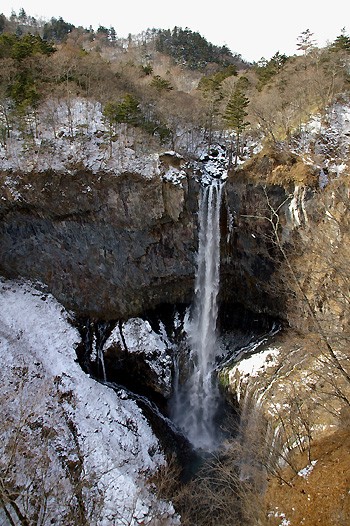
[0,168,198,319]
[2,151,342,327]
[0,163,287,321]
[0,167,304,323]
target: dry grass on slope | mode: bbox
[264,429,350,526]
[231,146,318,187]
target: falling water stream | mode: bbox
[171,179,224,451]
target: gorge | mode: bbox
[1,134,349,524]
[0,13,349,524]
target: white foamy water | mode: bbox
[171,180,224,450]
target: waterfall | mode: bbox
[171,179,224,450]
[98,347,107,383]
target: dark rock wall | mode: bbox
[0,170,198,318]
[0,167,293,321]
[221,179,289,318]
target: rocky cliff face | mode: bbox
[0,168,198,319]
[1,149,341,328]
[0,163,292,322]
[222,178,289,319]
[223,150,349,334]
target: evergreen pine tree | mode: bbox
[331,28,350,52]
[296,29,316,55]
[223,85,249,167]
[109,26,117,43]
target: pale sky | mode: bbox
[1,0,349,62]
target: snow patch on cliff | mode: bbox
[228,347,280,402]
[162,166,187,187]
[0,98,160,178]
[105,318,173,397]
[291,101,350,185]
[233,347,280,378]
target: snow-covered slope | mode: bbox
[291,101,350,183]
[0,98,160,177]
[0,277,179,525]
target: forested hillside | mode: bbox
[0,9,349,177]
